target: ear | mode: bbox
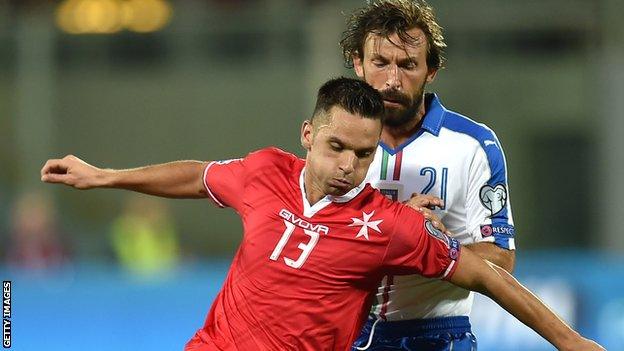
[300,120,314,151]
[425,68,438,84]
[353,54,365,78]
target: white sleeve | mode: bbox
[465,135,516,250]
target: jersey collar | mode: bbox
[299,167,367,218]
[421,93,446,137]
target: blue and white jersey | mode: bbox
[365,93,515,320]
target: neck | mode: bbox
[303,167,325,205]
[381,98,427,149]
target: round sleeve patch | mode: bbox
[479,184,508,216]
[425,220,450,247]
[425,220,460,260]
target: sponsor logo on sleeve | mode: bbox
[484,140,498,147]
[449,245,459,260]
[480,224,493,237]
[481,224,515,237]
[479,184,507,216]
[425,221,459,260]
[215,158,242,165]
[448,237,460,260]
[494,224,515,236]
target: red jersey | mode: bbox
[186,147,460,351]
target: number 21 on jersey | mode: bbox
[378,166,448,209]
[420,166,448,210]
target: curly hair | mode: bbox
[340,0,446,70]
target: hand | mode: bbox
[404,193,444,210]
[417,207,448,234]
[403,193,447,233]
[41,155,108,189]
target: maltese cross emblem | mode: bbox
[349,211,383,240]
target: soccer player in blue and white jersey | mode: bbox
[342,1,515,350]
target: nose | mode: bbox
[339,152,357,175]
[385,63,401,90]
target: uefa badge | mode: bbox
[479,184,507,216]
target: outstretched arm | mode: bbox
[448,248,603,351]
[41,155,209,199]
[465,241,515,273]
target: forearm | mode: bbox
[450,249,581,350]
[465,241,515,273]
[104,161,208,198]
[483,264,579,348]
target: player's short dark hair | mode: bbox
[340,0,446,70]
[312,77,385,124]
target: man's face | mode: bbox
[353,28,438,127]
[301,107,380,196]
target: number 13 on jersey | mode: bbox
[270,221,319,269]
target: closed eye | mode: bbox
[330,142,343,151]
[370,55,389,68]
[372,60,386,68]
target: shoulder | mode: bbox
[438,114,510,187]
[242,147,303,185]
[440,111,508,172]
[245,147,300,167]
[441,110,501,150]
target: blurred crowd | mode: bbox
[1,189,181,277]
[3,191,68,270]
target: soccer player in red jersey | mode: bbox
[41,78,603,351]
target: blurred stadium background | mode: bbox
[1,0,623,350]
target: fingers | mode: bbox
[41,155,81,175]
[413,193,444,208]
[402,194,447,232]
[41,154,99,189]
[41,172,70,184]
[41,156,77,183]
[41,159,70,184]
[404,193,444,209]
[417,207,436,221]
[41,159,66,176]
[416,207,448,233]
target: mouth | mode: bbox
[383,99,404,108]
[329,178,352,189]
